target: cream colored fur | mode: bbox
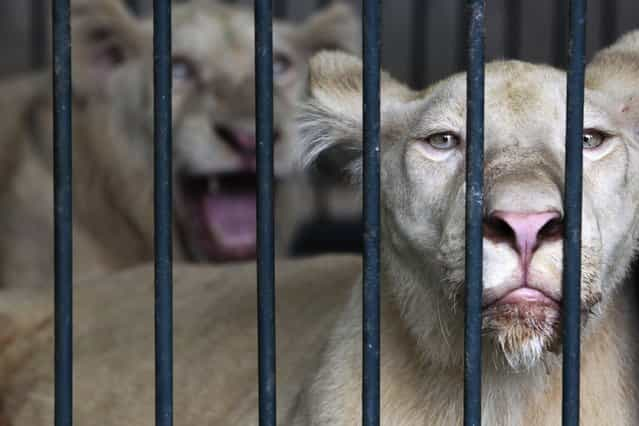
[0,0,359,289]
[285,52,639,424]
[0,256,360,424]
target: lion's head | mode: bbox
[70,0,359,261]
[299,52,639,371]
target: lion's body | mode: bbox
[0,255,360,424]
[284,48,639,424]
[2,257,637,425]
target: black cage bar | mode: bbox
[52,0,73,424]
[255,0,277,425]
[153,0,174,425]
[464,1,485,425]
[562,0,586,424]
[362,0,382,425]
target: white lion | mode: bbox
[286,51,639,425]
[0,0,359,289]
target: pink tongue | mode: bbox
[203,193,257,253]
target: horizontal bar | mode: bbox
[464,1,485,426]
[153,0,174,425]
[562,0,587,425]
[52,0,73,424]
[362,0,381,425]
[255,0,277,425]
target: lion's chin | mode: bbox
[482,303,561,371]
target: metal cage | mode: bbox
[49,0,589,424]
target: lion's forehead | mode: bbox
[418,64,613,152]
[170,5,298,82]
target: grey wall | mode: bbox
[2,0,639,86]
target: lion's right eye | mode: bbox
[424,133,460,150]
[172,57,197,82]
[582,130,607,150]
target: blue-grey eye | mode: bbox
[425,133,460,150]
[172,57,197,82]
[582,130,606,149]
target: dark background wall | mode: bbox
[2,1,638,86]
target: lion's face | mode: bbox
[71,0,359,262]
[301,54,639,371]
[404,63,639,369]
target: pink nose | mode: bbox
[214,125,258,154]
[233,129,256,151]
[484,211,563,264]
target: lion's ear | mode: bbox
[294,2,361,57]
[298,51,416,183]
[71,0,150,97]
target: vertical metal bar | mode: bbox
[412,0,428,88]
[32,0,47,69]
[554,0,569,68]
[52,0,73,425]
[504,0,521,58]
[464,1,485,425]
[255,0,276,425]
[600,0,617,47]
[153,0,173,425]
[562,1,586,425]
[362,0,381,425]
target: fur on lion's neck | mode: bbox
[307,273,637,426]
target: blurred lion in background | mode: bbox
[0,0,359,289]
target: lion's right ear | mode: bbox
[71,0,150,97]
[298,51,416,183]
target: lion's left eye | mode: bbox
[425,133,460,150]
[583,130,607,149]
[172,57,197,82]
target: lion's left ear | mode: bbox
[71,0,151,98]
[293,2,361,57]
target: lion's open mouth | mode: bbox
[179,172,260,261]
